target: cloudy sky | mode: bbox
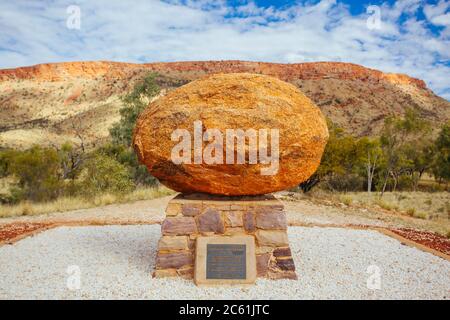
[1,0,449,99]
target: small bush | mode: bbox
[7,146,64,202]
[324,174,364,192]
[375,198,394,211]
[339,195,353,206]
[80,153,134,197]
[396,175,414,191]
[396,194,408,201]
[406,208,416,216]
[413,211,428,219]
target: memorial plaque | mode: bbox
[206,244,246,279]
[195,235,256,286]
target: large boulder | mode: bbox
[133,73,328,195]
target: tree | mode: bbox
[58,142,85,180]
[8,146,63,201]
[98,143,158,186]
[0,149,17,178]
[110,72,160,147]
[357,137,382,194]
[301,120,364,192]
[379,109,430,195]
[403,136,434,190]
[81,153,134,196]
[433,122,450,183]
[108,73,160,186]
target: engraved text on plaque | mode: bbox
[206,244,246,279]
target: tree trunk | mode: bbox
[381,170,389,197]
[392,173,398,192]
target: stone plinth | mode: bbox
[153,194,297,280]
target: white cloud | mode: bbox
[0,0,449,99]
[424,0,450,26]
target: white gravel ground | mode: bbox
[0,225,449,300]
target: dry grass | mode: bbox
[345,191,449,220]
[0,186,174,218]
[290,189,450,236]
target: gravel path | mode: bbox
[0,225,448,299]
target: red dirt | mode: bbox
[0,223,52,244]
[389,228,450,256]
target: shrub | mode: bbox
[325,174,364,192]
[98,143,158,186]
[413,211,428,219]
[375,198,395,211]
[406,208,416,216]
[110,73,160,147]
[8,146,63,202]
[339,195,353,206]
[80,153,134,197]
[108,72,160,186]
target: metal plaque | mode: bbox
[206,244,246,279]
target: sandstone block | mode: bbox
[166,203,181,216]
[256,230,289,247]
[255,210,287,230]
[224,227,246,235]
[256,246,274,254]
[273,247,292,257]
[161,217,197,235]
[243,211,255,232]
[275,258,296,271]
[268,270,298,280]
[225,211,243,227]
[263,204,284,211]
[153,269,177,278]
[177,267,194,279]
[156,251,193,269]
[182,203,202,216]
[158,236,189,251]
[256,253,271,277]
[197,208,225,233]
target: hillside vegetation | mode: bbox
[1,60,449,149]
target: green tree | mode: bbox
[58,142,85,181]
[108,73,160,186]
[81,153,134,196]
[8,146,63,201]
[433,122,450,183]
[98,143,157,186]
[110,73,160,147]
[0,149,17,178]
[301,120,364,192]
[356,137,382,194]
[380,109,430,194]
[403,136,434,190]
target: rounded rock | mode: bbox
[133,73,328,195]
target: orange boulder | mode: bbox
[133,73,328,195]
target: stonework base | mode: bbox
[153,193,297,281]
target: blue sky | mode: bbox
[0,0,449,99]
